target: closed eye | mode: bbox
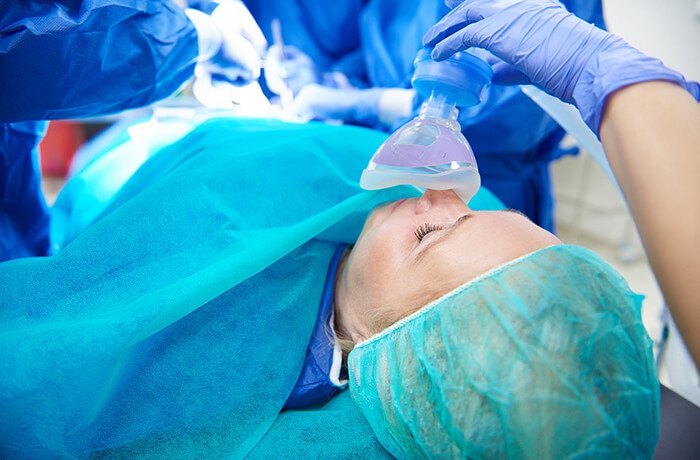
[413,214,472,262]
[414,223,444,242]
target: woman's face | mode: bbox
[334,189,561,342]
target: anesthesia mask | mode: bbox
[360,48,492,203]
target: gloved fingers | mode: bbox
[266,45,313,71]
[208,34,262,85]
[208,71,252,88]
[423,1,487,48]
[214,0,267,55]
[445,0,466,8]
[279,45,307,61]
[465,46,496,62]
[280,49,315,77]
[266,42,282,58]
[289,84,357,121]
[377,88,415,127]
[491,61,531,85]
[288,84,324,119]
[236,6,267,55]
[430,2,536,62]
[265,43,287,77]
[208,69,253,87]
[228,34,262,78]
[264,44,317,95]
[468,50,531,85]
[430,23,487,61]
[427,0,566,50]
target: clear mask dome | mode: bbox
[360,48,493,204]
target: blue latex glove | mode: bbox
[265,45,319,96]
[187,0,267,85]
[290,84,383,127]
[423,0,700,133]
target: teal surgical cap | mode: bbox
[348,244,659,459]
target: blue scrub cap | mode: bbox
[348,244,659,459]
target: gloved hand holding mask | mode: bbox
[423,0,699,133]
[186,0,267,86]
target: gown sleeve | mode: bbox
[0,0,200,122]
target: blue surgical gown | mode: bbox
[0,0,199,261]
[245,0,367,82]
[284,243,348,410]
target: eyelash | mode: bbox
[414,223,444,242]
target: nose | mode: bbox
[414,189,463,214]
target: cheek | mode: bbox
[362,204,391,231]
[373,220,416,256]
[353,224,412,289]
[358,211,413,254]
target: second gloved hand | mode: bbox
[186,0,267,86]
[264,45,318,97]
[423,0,699,133]
[290,85,416,128]
[290,85,382,126]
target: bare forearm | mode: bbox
[600,81,700,366]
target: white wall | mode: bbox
[603,0,700,81]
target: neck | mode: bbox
[333,247,352,339]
